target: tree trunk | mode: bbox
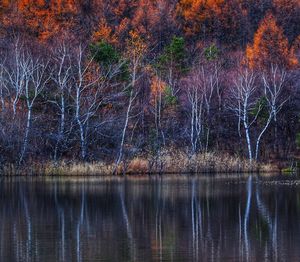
[76,87,87,160]
[19,107,32,164]
[54,95,65,163]
[78,121,86,160]
[255,113,273,161]
[115,91,133,172]
[245,126,252,163]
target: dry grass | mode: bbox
[43,161,114,176]
[0,148,279,176]
[148,149,261,174]
[0,161,114,176]
[108,149,278,175]
[126,158,149,174]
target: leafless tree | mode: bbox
[115,34,147,171]
[0,61,7,112]
[201,63,220,152]
[257,65,288,159]
[184,62,220,154]
[70,45,101,160]
[228,65,288,162]
[4,40,30,117]
[51,43,72,163]
[70,44,123,160]
[150,73,166,148]
[185,70,204,154]
[19,55,50,164]
[228,68,258,162]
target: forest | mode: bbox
[0,0,299,173]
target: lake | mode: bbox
[0,174,300,262]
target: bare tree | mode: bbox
[115,32,147,171]
[149,73,166,148]
[0,61,8,112]
[51,43,72,163]
[183,62,220,155]
[19,55,50,164]
[0,61,8,145]
[228,64,288,162]
[5,40,30,117]
[256,65,288,159]
[201,63,220,152]
[71,45,100,160]
[228,68,258,163]
[70,44,123,160]
[184,70,205,154]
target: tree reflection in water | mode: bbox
[0,175,299,262]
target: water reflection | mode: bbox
[0,175,300,261]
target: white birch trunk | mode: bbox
[115,90,134,170]
[19,106,32,164]
[75,87,87,160]
[54,94,65,162]
[255,113,273,161]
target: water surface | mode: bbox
[0,174,300,262]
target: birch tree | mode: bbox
[228,68,258,163]
[0,61,7,112]
[5,40,30,117]
[149,73,166,148]
[148,73,167,172]
[201,63,220,152]
[184,62,220,154]
[51,43,72,162]
[115,31,147,171]
[71,44,123,160]
[184,70,205,154]
[71,45,100,160]
[0,61,8,140]
[228,64,287,162]
[256,65,288,159]
[19,56,50,164]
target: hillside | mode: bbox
[0,0,299,172]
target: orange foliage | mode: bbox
[246,12,297,69]
[0,0,10,9]
[91,0,133,46]
[176,0,224,36]
[125,30,147,60]
[91,0,175,47]
[92,19,117,45]
[1,0,299,55]
[1,0,78,41]
[2,0,175,45]
[291,35,300,65]
[131,0,160,37]
[114,18,131,43]
[150,75,167,105]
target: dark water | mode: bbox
[0,175,300,262]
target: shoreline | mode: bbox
[0,151,291,176]
[0,169,294,178]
